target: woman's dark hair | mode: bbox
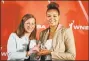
[47,2,60,15]
[15,14,36,40]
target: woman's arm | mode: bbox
[7,33,28,60]
[51,28,76,60]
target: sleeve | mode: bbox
[51,28,76,60]
[7,33,29,60]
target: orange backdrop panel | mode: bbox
[1,1,88,60]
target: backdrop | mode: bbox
[1,1,88,60]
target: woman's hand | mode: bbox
[37,49,51,56]
[31,45,40,52]
[26,45,40,56]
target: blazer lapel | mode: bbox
[43,28,49,45]
[52,29,59,50]
[52,24,63,50]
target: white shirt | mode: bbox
[44,39,52,50]
[7,33,37,60]
[29,40,36,49]
[44,39,52,60]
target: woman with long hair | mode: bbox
[7,14,39,61]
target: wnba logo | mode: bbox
[69,20,89,30]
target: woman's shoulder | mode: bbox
[9,32,18,38]
[60,26,73,34]
[57,25,72,33]
[8,33,19,42]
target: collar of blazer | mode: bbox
[43,24,63,45]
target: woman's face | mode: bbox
[24,18,35,33]
[46,9,59,27]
